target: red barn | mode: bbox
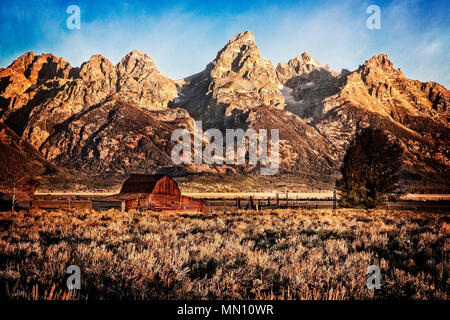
[97,174,203,213]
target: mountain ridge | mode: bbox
[0,30,449,191]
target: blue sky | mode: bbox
[1,0,449,87]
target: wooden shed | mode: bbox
[95,174,203,213]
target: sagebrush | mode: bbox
[0,208,448,299]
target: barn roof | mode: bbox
[119,174,174,194]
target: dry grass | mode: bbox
[0,208,448,300]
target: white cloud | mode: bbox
[2,0,449,87]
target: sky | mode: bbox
[0,0,449,87]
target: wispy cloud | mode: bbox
[0,0,448,86]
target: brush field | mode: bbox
[0,208,448,300]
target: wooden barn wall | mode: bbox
[120,175,181,196]
[153,176,180,196]
[180,195,203,212]
[123,194,203,212]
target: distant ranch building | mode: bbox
[96,174,203,213]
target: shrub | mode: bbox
[337,128,403,208]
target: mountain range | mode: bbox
[0,31,448,192]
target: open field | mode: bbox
[0,208,448,300]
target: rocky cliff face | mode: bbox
[115,50,178,110]
[0,51,192,176]
[277,53,450,184]
[175,31,337,176]
[276,52,346,120]
[0,31,448,189]
[176,31,285,130]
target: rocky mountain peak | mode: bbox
[229,30,255,44]
[300,51,313,59]
[209,30,264,79]
[9,52,36,74]
[5,52,73,84]
[359,54,399,75]
[275,52,343,120]
[348,54,408,108]
[177,30,284,129]
[297,51,321,67]
[0,49,192,176]
[276,52,328,86]
[79,54,115,81]
[115,51,177,110]
[1,36,448,189]
[117,50,156,76]
[0,52,74,114]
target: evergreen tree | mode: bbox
[0,145,39,212]
[336,127,403,208]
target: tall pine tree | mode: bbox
[336,127,403,208]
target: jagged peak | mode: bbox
[208,30,265,78]
[6,52,36,74]
[291,51,322,68]
[120,50,154,63]
[3,52,74,84]
[363,54,395,71]
[84,54,112,64]
[276,51,328,85]
[218,30,258,56]
[9,52,68,72]
[301,51,315,61]
[79,54,114,81]
[229,30,255,44]
[12,51,36,65]
[117,50,156,74]
[37,52,60,61]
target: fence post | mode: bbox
[276,193,279,209]
[333,189,337,210]
[286,192,289,209]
